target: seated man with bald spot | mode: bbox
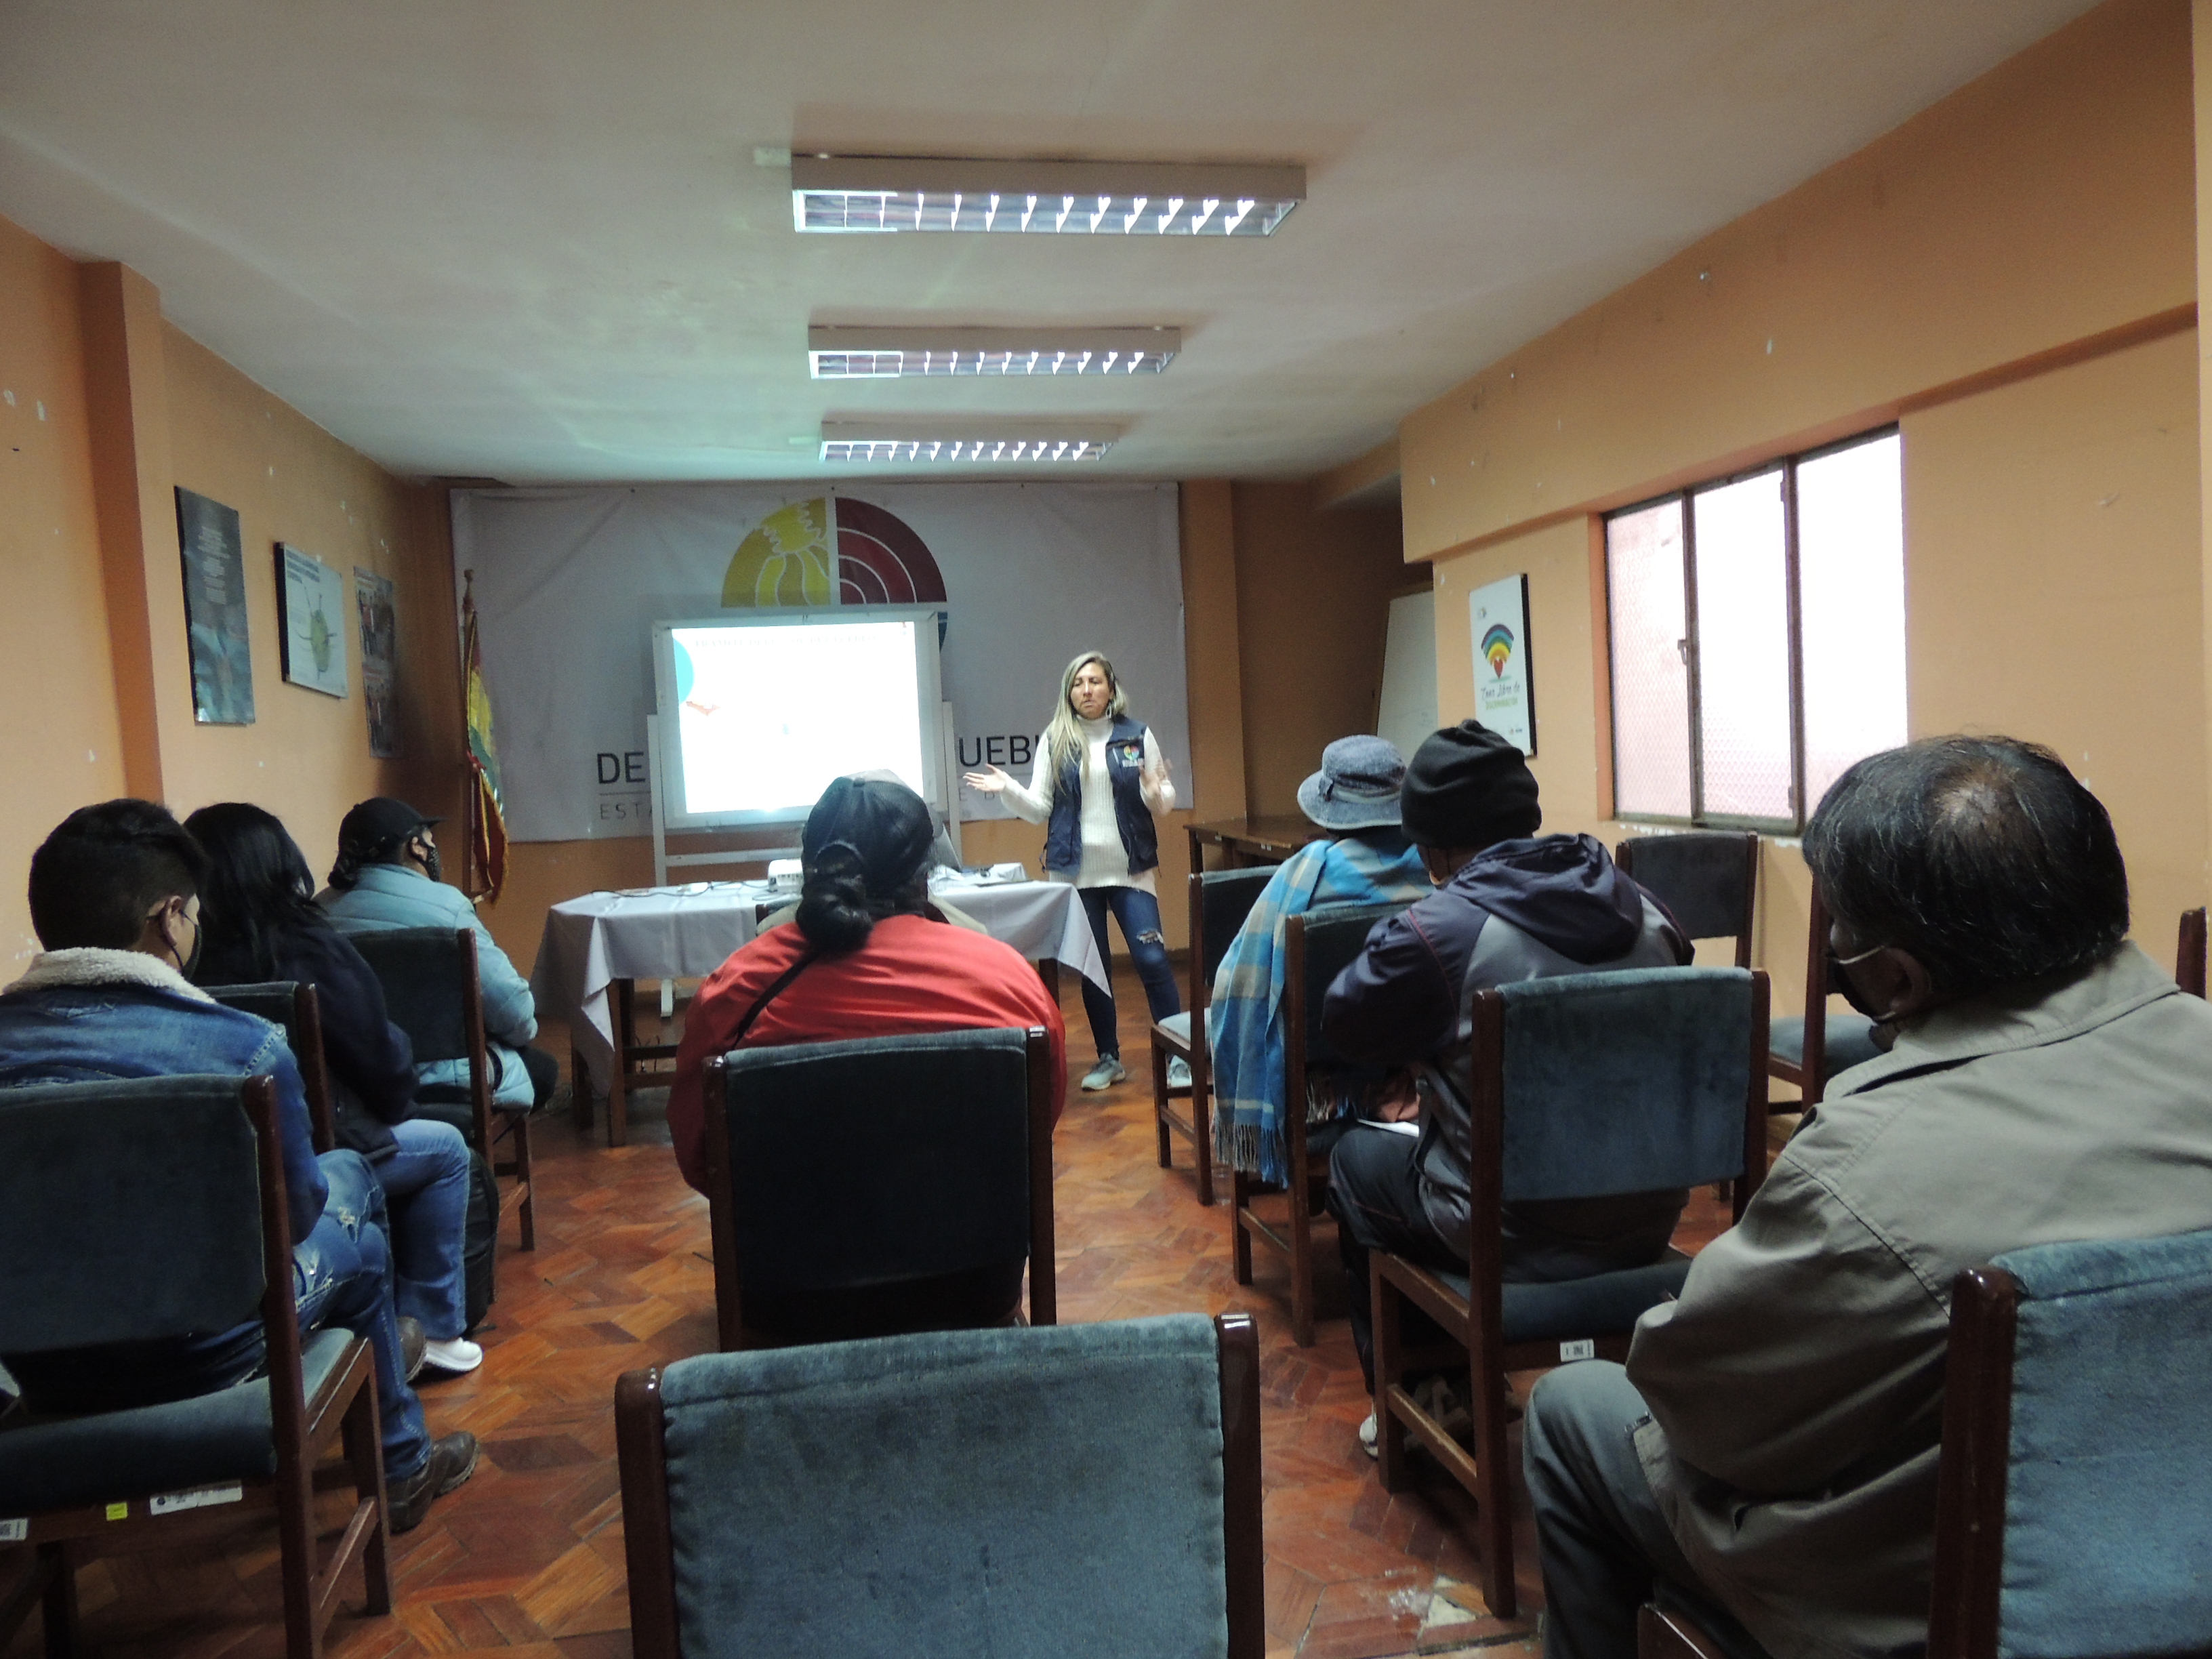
[1523,736,2212,1659]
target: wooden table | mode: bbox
[1187,815,1329,869]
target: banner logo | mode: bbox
[1481,622,1516,679]
[720,497,949,609]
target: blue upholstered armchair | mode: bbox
[0,1075,389,1659]
[1373,965,1770,1621]
[1231,899,1415,1347]
[702,1025,1057,1347]
[1645,1227,2212,1659]
[615,1311,1264,1659]
[1150,862,1273,1208]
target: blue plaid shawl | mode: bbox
[1206,834,1431,1183]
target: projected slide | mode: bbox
[669,619,927,818]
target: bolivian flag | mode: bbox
[461,571,508,902]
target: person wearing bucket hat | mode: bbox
[1206,737,1432,1192]
[1313,720,1694,1454]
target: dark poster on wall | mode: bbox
[174,487,255,725]
[355,566,401,758]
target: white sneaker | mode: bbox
[418,1336,484,1376]
[1081,1056,1128,1091]
[1166,1057,1193,1090]
[1359,1410,1379,1459]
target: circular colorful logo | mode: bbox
[721,497,948,609]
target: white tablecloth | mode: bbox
[531,878,1106,1086]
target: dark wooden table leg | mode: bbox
[609,978,634,1149]
[571,1042,594,1131]
[1036,958,1061,1004]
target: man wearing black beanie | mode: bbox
[1318,720,1692,1456]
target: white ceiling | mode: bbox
[0,0,2100,485]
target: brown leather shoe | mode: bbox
[388,1431,479,1534]
[398,1316,428,1382]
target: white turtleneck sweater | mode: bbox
[1000,714,1174,892]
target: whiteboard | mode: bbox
[1375,589,1438,762]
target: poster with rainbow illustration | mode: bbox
[1469,573,1534,756]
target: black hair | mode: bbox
[1802,735,2129,998]
[326,832,410,893]
[181,802,332,984]
[794,777,935,953]
[27,798,211,951]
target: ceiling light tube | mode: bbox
[820,417,1125,463]
[791,156,1303,236]
[809,327,1181,379]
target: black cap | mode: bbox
[1399,721,1541,849]
[337,796,441,855]
[802,776,935,897]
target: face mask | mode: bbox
[165,905,202,981]
[1826,942,1887,1021]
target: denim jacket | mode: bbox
[320,863,538,1109]
[0,948,325,1240]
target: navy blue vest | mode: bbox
[1042,713,1160,878]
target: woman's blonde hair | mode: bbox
[1044,650,1127,778]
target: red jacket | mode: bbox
[667,913,1068,1194]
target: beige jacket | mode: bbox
[1627,943,2212,1659]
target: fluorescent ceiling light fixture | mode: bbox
[808,327,1181,379]
[791,157,1303,237]
[819,419,1123,464]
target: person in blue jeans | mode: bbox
[0,800,476,1532]
[186,802,481,1376]
[964,649,1183,1092]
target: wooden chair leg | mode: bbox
[1151,1044,1174,1170]
[570,1044,593,1130]
[345,1376,392,1616]
[1231,1172,1254,1284]
[1192,1082,1214,1208]
[39,1545,76,1659]
[1372,1265,1408,1494]
[1474,1360,1517,1620]
[275,1425,319,1659]
[1289,1179,1316,1347]
[514,1112,535,1251]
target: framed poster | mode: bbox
[355,566,401,758]
[174,487,255,725]
[1469,573,1535,756]
[276,544,348,697]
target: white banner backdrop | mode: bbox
[450,482,1186,843]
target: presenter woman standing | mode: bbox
[965,651,1184,1091]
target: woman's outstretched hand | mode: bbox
[963,766,1012,794]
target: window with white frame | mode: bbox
[1605,428,1906,830]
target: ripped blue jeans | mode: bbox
[1078,886,1181,1059]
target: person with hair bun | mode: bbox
[964,649,1181,1092]
[665,775,1067,1198]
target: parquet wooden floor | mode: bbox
[5,960,1742,1659]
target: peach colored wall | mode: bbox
[1902,332,2204,965]
[159,327,463,867]
[1401,0,2194,562]
[0,215,129,966]
[0,207,462,966]
[1418,0,2203,1038]
[1232,483,1413,819]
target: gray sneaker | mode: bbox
[1081,1055,1128,1091]
[1166,1057,1193,1090]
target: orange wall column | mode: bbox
[2197,0,2212,903]
[78,262,193,800]
[1179,480,1246,822]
